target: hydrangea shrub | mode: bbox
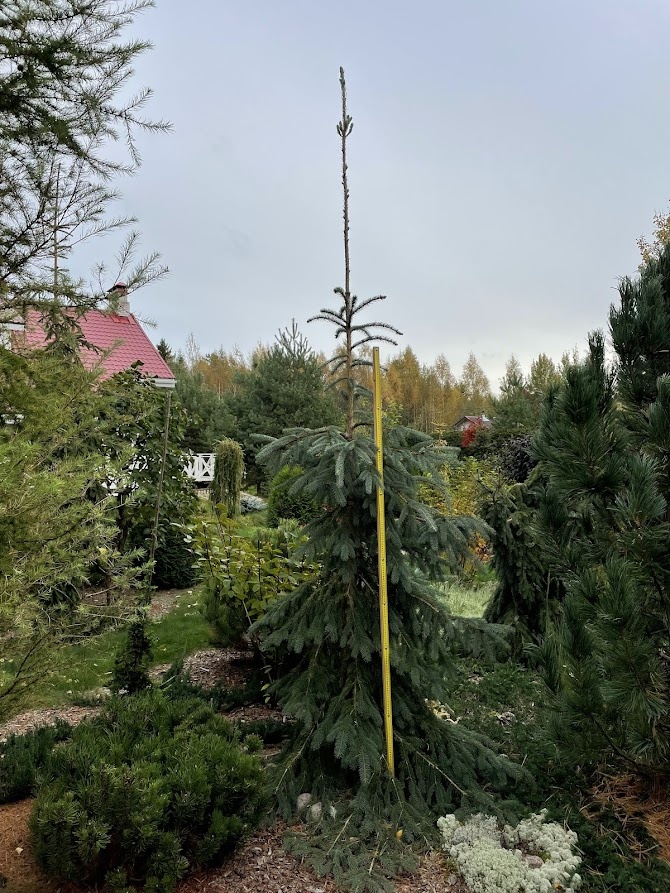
[438,810,582,893]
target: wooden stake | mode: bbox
[373,346,394,776]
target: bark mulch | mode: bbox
[0,706,100,744]
[0,799,60,893]
[177,824,337,893]
[148,589,187,621]
[0,801,466,893]
[150,648,255,691]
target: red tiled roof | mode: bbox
[19,308,174,382]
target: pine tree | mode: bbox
[171,356,234,453]
[492,356,535,434]
[229,321,340,490]
[253,69,519,890]
[0,0,168,311]
[531,248,670,775]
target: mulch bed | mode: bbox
[0,799,62,893]
[149,589,188,621]
[0,802,466,893]
[150,648,256,691]
[0,706,100,743]
[177,825,338,893]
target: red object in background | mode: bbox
[461,420,484,448]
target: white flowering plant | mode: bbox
[437,809,582,893]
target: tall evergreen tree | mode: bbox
[0,349,140,717]
[0,0,168,312]
[492,355,535,434]
[229,321,340,489]
[253,68,518,889]
[170,356,234,453]
[531,248,670,776]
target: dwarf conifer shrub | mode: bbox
[110,616,153,693]
[0,721,72,804]
[30,691,263,893]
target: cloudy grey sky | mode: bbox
[80,0,670,388]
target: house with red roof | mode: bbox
[13,284,175,389]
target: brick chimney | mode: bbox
[108,282,130,315]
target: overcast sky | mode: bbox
[76,0,670,388]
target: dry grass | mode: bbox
[588,772,670,864]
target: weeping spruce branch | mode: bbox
[210,438,244,518]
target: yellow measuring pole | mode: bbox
[372,347,395,777]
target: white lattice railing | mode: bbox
[185,453,215,483]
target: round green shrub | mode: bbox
[30,691,264,893]
[266,465,319,528]
[152,523,198,589]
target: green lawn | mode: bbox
[232,509,269,538]
[2,589,210,712]
[436,580,493,617]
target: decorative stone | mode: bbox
[524,854,544,869]
[296,792,312,811]
[307,802,323,822]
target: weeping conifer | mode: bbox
[253,68,520,890]
[532,249,670,776]
[481,478,562,644]
[210,438,244,518]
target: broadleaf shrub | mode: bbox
[421,453,498,578]
[30,691,263,893]
[266,465,320,527]
[193,506,316,648]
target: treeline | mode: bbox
[161,328,579,478]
